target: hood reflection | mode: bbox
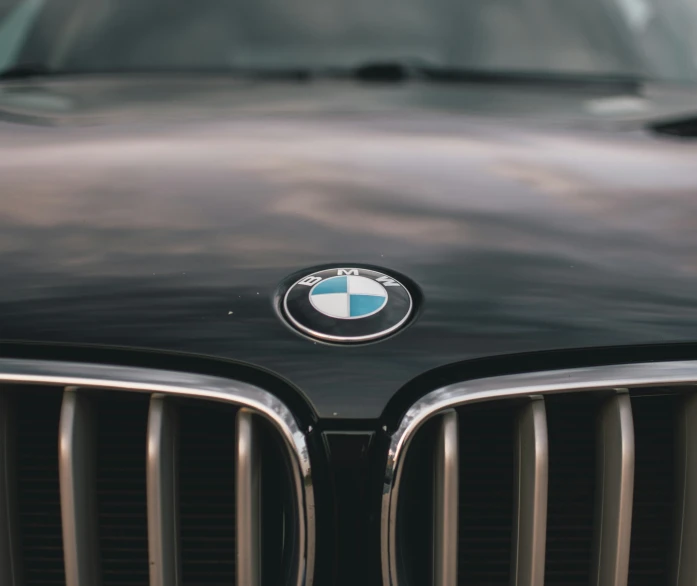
[1,80,697,417]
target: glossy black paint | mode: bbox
[2,76,697,418]
[321,431,381,586]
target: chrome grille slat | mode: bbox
[0,392,21,586]
[59,388,101,586]
[511,398,548,586]
[146,394,181,586]
[591,392,635,586]
[236,408,261,586]
[433,410,458,586]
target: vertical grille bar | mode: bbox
[673,393,697,586]
[236,408,261,586]
[59,388,101,586]
[434,410,458,586]
[511,398,549,586]
[147,394,181,586]
[0,393,21,586]
[591,392,635,586]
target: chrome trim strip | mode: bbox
[674,393,697,586]
[433,410,458,586]
[0,358,315,586]
[147,395,181,586]
[511,398,548,586]
[382,361,697,586]
[0,392,21,586]
[591,392,634,586]
[237,409,261,586]
[59,388,101,586]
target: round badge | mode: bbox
[282,267,413,343]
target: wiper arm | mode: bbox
[0,63,56,80]
[314,60,644,90]
[417,67,643,90]
[0,64,318,81]
[652,115,697,139]
[350,61,425,81]
[0,61,644,91]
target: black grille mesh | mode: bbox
[96,393,150,586]
[544,393,598,586]
[628,392,677,586]
[396,418,437,586]
[179,400,237,585]
[400,390,681,586]
[16,389,65,586]
[12,389,246,586]
[457,402,517,586]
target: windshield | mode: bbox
[0,0,696,82]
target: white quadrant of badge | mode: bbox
[309,275,388,319]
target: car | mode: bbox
[1,1,697,585]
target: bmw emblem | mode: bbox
[282,267,414,343]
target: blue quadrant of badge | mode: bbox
[312,276,348,295]
[310,276,387,318]
[349,294,385,316]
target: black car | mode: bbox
[1,0,697,585]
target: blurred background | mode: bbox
[0,0,696,81]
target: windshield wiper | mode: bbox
[311,60,644,90]
[0,64,318,82]
[0,63,58,80]
[0,60,644,91]
[652,115,697,139]
[419,67,643,90]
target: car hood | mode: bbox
[1,76,697,418]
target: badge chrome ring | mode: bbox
[282,267,414,343]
